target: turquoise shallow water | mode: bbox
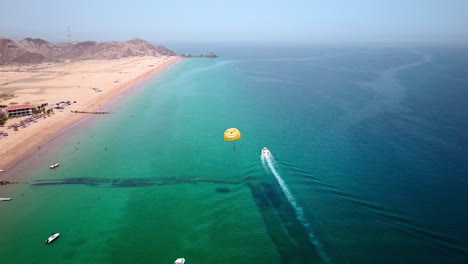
[1,45,467,264]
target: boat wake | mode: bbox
[261,149,330,263]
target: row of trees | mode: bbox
[33,104,54,115]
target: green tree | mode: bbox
[0,112,8,126]
[33,106,40,114]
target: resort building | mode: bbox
[1,105,35,117]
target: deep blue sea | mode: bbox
[1,44,467,264]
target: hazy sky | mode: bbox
[0,0,467,44]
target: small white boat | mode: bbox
[0,198,12,201]
[174,258,185,264]
[261,147,271,157]
[49,163,59,169]
[45,233,60,244]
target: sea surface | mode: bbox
[0,44,467,264]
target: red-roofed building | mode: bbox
[0,104,35,117]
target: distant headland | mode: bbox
[0,37,177,65]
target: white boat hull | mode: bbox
[174,258,185,264]
[261,147,271,158]
[45,233,60,244]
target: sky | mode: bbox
[0,0,467,44]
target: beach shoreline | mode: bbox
[0,56,182,176]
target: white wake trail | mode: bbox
[261,153,331,263]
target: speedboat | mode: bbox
[0,198,12,201]
[45,233,60,244]
[174,258,185,264]
[49,163,59,169]
[261,147,271,157]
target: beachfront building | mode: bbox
[1,105,35,117]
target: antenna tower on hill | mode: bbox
[67,26,72,42]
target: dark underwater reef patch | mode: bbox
[31,176,242,188]
[215,187,231,193]
[248,182,321,264]
[0,180,18,186]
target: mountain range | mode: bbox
[0,37,177,65]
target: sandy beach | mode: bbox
[0,56,181,172]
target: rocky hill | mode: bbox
[0,37,176,65]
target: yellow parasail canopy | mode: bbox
[224,128,241,141]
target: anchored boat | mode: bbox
[174,258,185,264]
[45,233,60,244]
